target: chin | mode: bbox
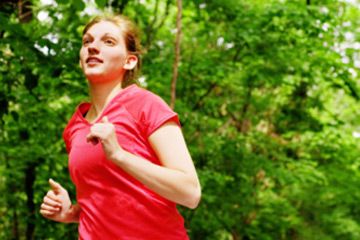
[85,72,105,83]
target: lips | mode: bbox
[86,57,103,64]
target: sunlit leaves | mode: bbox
[1,0,360,239]
[95,0,107,9]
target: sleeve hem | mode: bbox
[147,113,181,138]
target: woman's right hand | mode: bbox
[40,179,73,223]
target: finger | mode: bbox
[41,203,61,212]
[46,190,60,200]
[43,196,62,207]
[49,179,63,194]
[86,133,99,145]
[101,116,109,123]
[40,209,55,216]
[45,191,62,206]
[86,133,92,142]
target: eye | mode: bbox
[82,39,91,45]
[104,39,115,46]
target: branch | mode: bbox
[192,82,218,111]
[155,0,171,31]
[144,0,171,50]
[144,0,159,47]
[170,0,182,109]
[18,0,32,23]
[118,0,130,13]
[238,82,253,133]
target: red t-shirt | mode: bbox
[63,84,189,240]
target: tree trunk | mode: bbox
[12,208,19,240]
[170,0,182,109]
[25,163,36,240]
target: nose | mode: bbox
[87,41,100,55]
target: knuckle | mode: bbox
[49,191,56,197]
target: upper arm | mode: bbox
[148,121,197,176]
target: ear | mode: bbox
[123,55,138,70]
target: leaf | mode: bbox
[56,0,68,4]
[95,0,107,8]
[72,0,86,11]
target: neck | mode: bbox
[88,80,123,115]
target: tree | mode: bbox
[1,0,360,239]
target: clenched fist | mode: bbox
[86,116,125,162]
[40,179,75,223]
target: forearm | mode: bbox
[113,151,201,209]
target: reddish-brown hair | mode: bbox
[83,15,142,87]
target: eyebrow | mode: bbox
[83,32,118,40]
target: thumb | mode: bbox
[101,116,109,123]
[49,178,63,194]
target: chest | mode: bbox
[67,106,152,184]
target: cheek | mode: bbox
[107,53,126,69]
[107,46,126,61]
[79,48,86,62]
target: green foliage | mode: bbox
[1,0,360,239]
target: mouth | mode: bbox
[86,57,103,64]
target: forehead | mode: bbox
[84,21,123,38]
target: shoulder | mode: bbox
[126,85,166,103]
[122,85,180,137]
[122,85,174,119]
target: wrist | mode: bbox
[111,149,127,166]
[64,204,80,223]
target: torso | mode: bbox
[63,84,188,240]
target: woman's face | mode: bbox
[80,21,128,83]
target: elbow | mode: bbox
[185,185,202,209]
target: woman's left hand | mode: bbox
[86,116,124,161]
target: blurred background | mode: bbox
[1,0,360,239]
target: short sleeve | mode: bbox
[140,92,181,138]
[62,107,81,154]
[63,132,71,153]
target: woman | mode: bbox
[39,15,201,239]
